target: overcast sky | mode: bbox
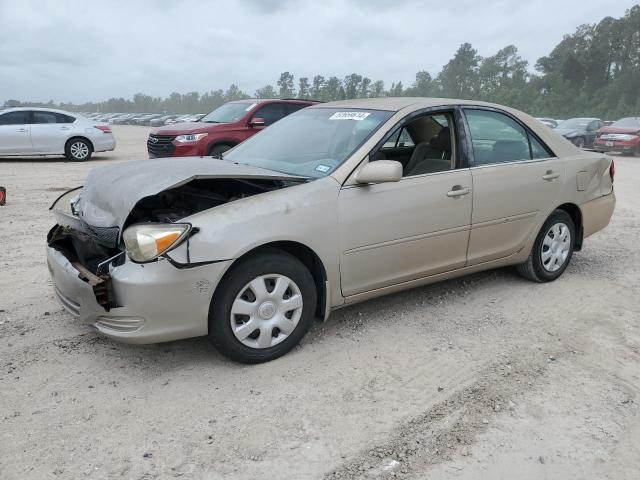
[0,0,635,103]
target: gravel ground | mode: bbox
[1,126,639,479]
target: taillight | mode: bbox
[609,159,615,183]
[95,125,111,134]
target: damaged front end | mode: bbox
[48,187,123,310]
[47,163,305,314]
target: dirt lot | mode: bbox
[1,125,639,479]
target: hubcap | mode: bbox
[230,274,303,349]
[541,222,571,272]
[70,142,89,159]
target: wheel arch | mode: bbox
[65,136,94,152]
[556,202,583,250]
[218,240,329,320]
[207,139,238,154]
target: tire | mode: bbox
[65,138,92,161]
[572,137,585,149]
[516,209,575,283]
[208,250,317,363]
[209,144,232,157]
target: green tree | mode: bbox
[277,71,295,97]
[438,42,480,98]
[297,77,310,98]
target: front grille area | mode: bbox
[147,134,176,157]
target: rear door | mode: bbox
[464,108,564,265]
[0,111,31,154]
[30,111,75,153]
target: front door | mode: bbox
[0,110,32,154]
[338,111,472,296]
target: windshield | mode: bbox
[200,102,256,123]
[224,107,394,178]
[557,118,591,129]
[612,117,640,128]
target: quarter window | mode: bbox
[465,109,552,165]
[0,111,28,125]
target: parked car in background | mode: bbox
[594,117,640,156]
[48,98,615,362]
[536,117,558,128]
[150,115,179,127]
[554,118,604,148]
[148,99,318,158]
[0,107,115,161]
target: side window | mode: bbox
[55,113,75,124]
[253,103,287,126]
[371,113,455,177]
[530,135,553,159]
[396,128,414,147]
[32,111,58,124]
[465,109,530,165]
[0,111,29,125]
[285,103,308,115]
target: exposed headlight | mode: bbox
[123,223,191,262]
[174,133,208,143]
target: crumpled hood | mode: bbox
[76,157,303,229]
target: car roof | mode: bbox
[230,98,320,104]
[310,97,532,112]
[2,106,78,116]
[562,117,601,121]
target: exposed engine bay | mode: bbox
[125,177,300,225]
[48,177,301,272]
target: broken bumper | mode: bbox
[46,246,232,344]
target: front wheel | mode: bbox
[65,138,92,161]
[209,144,232,157]
[208,250,317,363]
[516,210,575,282]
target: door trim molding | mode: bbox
[344,224,470,255]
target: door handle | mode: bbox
[542,170,560,181]
[446,186,470,197]
[60,126,70,130]
[18,128,28,132]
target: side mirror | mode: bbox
[249,117,265,127]
[355,160,402,184]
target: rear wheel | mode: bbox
[65,138,92,161]
[208,250,317,363]
[516,210,575,282]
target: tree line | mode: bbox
[4,5,639,119]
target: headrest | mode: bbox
[430,127,451,151]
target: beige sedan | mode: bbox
[47,98,615,363]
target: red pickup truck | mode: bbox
[147,98,318,158]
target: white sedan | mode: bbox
[0,107,116,161]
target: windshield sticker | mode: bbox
[329,111,371,121]
[315,164,331,173]
[245,103,257,111]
